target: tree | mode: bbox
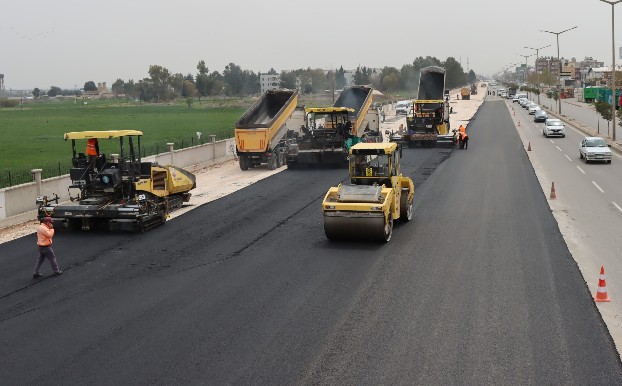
[84,81,97,92]
[112,78,125,98]
[443,57,466,89]
[309,69,328,93]
[47,86,62,97]
[467,70,477,84]
[379,67,400,92]
[335,66,347,89]
[148,65,173,101]
[596,100,613,132]
[185,97,194,109]
[223,62,244,95]
[182,79,197,98]
[32,88,41,99]
[267,68,278,75]
[400,64,419,92]
[280,71,297,89]
[123,79,136,100]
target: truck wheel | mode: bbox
[268,155,277,170]
[239,157,248,171]
[400,192,413,221]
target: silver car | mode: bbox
[543,119,565,137]
[579,137,612,163]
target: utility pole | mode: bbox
[540,26,578,115]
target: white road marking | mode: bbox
[556,146,562,152]
[577,166,586,174]
[592,181,605,193]
[564,154,572,162]
[613,201,622,213]
[550,139,554,144]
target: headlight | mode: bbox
[138,194,146,202]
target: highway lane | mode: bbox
[510,100,622,345]
[1,101,621,384]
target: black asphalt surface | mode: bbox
[1,100,621,384]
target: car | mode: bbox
[579,137,612,163]
[395,100,411,115]
[528,105,540,114]
[543,118,565,137]
[518,98,528,106]
[534,109,548,122]
[525,102,537,110]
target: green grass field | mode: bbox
[0,98,246,186]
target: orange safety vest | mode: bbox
[459,125,466,134]
[86,138,98,156]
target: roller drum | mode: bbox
[324,213,392,242]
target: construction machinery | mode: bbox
[390,66,453,147]
[322,142,414,242]
[461,87,471,100]
[37,130,196,232]
[235,89,299,170]
[470,83,478,95]
[287,85,381,167]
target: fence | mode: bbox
[0,128,235,189]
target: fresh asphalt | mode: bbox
[0,100,621,384]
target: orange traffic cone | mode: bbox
[550,182,556,199]
[527,142,532,151]
[595,266,611,302]
[518,120,521,127]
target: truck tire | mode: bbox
[268,155,277,170]
[239,157,248,171]
[382,214,393,242]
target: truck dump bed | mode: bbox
[333,86,373,136]
[235,89,298,153]
[417,66,446,100]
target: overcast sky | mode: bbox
[2,0,620,90]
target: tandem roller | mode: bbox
[321,142,414,243]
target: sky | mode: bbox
[2,0,621,90]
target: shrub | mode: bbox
[0,99,19,108]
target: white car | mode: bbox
[579,137,612,163]
[395,100,411,115]
[528,105,540,114]
[542,118,565,138]
[525,101,536,110]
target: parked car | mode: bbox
[534,109,548,122]
[543,118,565,137]
[395,100,411,115]
[579,137,612,163]
[524,101,536,110]
[528,105,541,114]
[518,98,528,106]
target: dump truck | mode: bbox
[235,89,299,170]
[287,85,381,167]
[37,130,196,232]
[390,66,453,147]
[322,142,414,242]
[461,87,470,100]
[470,83,478,95]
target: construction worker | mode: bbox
[460,131,469,149]
[33,217,63,278]
[459,124,466,134]
[86,138,99,169]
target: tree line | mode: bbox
[35,56,477,101]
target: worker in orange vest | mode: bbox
[86,138,99,169]
[458,124,466,134]
[459,131,469,149]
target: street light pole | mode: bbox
[521,54,533,98]
[525,45,551,105]
[600,0,622,142]
[540,26,578,115]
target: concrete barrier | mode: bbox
[0,138,236,228]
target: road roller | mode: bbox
[322,142,414,242]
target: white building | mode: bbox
[260,74,281,94]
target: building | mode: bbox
[260,74,281,94]
[586,66,622,87]
[82,82,112,99]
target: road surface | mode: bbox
[1,100,620,384]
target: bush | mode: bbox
[0,99,19,108]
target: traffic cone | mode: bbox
[595,266,611,302]
[518,120,521,127]
[527,142,532,151]
[550,182,556,199]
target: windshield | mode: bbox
[586,139,607,147]
[351,154,390,177]
[547,121,562,126]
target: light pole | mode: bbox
[520,54,534,98]
[599,1,622,141]
[540,26,578,114]
[525,45,551,105]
